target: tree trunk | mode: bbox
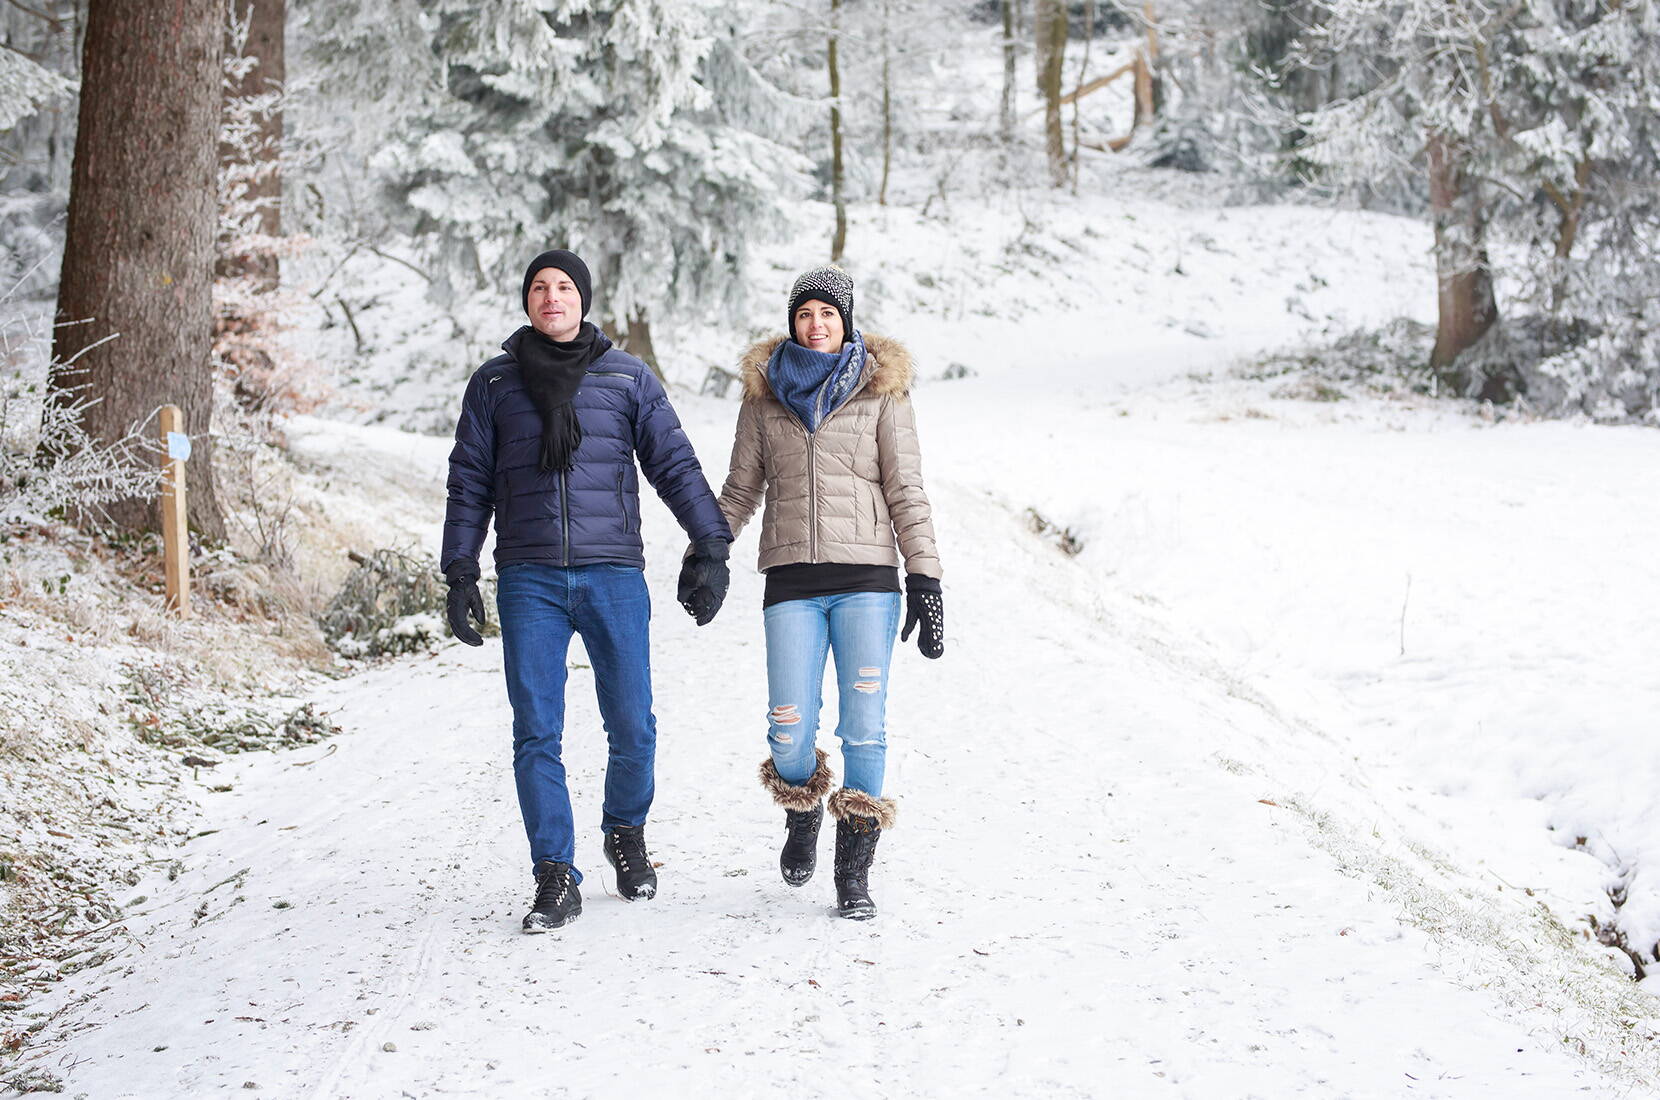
[1034,0,1066,187]
[1426,131,1499,388]
[1000,0,1017,144]
[1070,0,1094,192]
[47,0,229,539]
[616,309,661,381]
[220,0,284,289]
[878,0,892,207]
[1141,2,1162,121]
[829,0,846,260]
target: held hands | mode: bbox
[900,574,944,659]
[677,539,731,627]
[444,560,488,647]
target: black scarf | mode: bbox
[512,322,602,473]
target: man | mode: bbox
[442,249,733,932]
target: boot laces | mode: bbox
[533,866,569,909]
[610,829,647,873]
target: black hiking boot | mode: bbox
[523,860,581,933]
[781,804,824,887]
[603,824,658,900]
[832,814,882,920]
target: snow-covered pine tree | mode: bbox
[0,39,73,133]
[1292,0,1660,417]
[216,4,321,423]
[1475,1,1660,421]
[305,0,805,373]
[1,6,80,296]
[1290,3,1516,393]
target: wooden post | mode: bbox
[159,404,190,617]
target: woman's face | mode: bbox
[793,301,844,351]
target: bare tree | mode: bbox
[1033,0,1067,186]
[48,0,229,538]
[878,0,893,206]
[1000,0,1018,144]
[829,0,847,259]
[1070,0,1095,191]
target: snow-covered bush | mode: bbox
[0,305,162,530]
[1239,319,1438,401]
[122,665,341,754]
[318,547,466,659]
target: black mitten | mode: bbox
[444,560,487,647]
[899,573,944,659]
[676,539,731,627]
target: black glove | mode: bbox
[444,560,487,647]
[677,538,730,627]
[900,574,944,659]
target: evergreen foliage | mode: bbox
[304,0,807,336]
[1291,0,1660,419]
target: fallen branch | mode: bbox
[1059,59,1138,107]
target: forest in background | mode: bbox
[1,3,1659,1090]
[4,3,1657,515]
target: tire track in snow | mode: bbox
[306,912,443,1099]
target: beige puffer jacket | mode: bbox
[715,333,942,580]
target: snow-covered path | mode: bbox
[16,186,1660,1094]
[16,464,1642,1098]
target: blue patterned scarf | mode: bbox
[766,331,867,432]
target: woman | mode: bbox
[702,265,945,920]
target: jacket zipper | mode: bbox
[559,469,570,567]
[776,367,875,566]
[807,430,819,562]
[548,371,628,565]
[615,469,629,533]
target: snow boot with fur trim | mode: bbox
[523,860,581,933]
[828,787,897,920]
[781,806,823,887]
[760,748,834,886]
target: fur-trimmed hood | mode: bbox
[738,333,915,404]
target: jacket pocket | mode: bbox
[615,469,631,533]
[495,474,515,538]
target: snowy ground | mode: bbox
[12,386,1659,1098]
[11,180,1660,1096]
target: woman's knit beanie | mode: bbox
[787,265,854,342]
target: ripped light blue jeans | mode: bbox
[763,591,902,797]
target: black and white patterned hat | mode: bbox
[787,265,854,341]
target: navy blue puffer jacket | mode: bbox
[441,328,731,573]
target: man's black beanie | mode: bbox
[522,250,592,319]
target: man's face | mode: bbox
[793,300,844,351]
[527,267,583,341]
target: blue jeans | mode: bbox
[496,563,656,884]
[763,591,902,797]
